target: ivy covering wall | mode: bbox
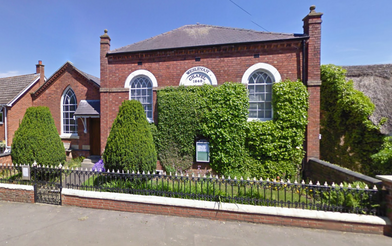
[156,81,308,179]
[320,64,385,176]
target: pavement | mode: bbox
[0,201,391,246]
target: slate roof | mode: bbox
[0,73,40,105]
[74,100,100,117]
[109,24,306,54]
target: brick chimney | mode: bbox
[303,6,323,161]
[100,29,111,88]
[36,60,45,87]
[100,29,111,155]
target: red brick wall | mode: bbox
[6,81,41,146]
[0,154,12,164]
[100,41,304,153]
[62,194,386,234]
[0,187,34,203]
[303,9,323,160]
[33,65,100,156]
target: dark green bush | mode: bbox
[11,106,65,166]
[103,100,157,172]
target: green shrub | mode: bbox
[103,100,157,172]
[11,106,65,166]
[320,64,384,175]
[371,136,392,175]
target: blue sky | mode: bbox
[1,0,391,78]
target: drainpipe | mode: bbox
[0,105,7,147]
[302,39,307,85]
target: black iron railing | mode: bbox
[0,164,387,216]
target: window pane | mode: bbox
[130,76,154,122]
[247,70,274,120]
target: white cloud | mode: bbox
[0,71,20,78]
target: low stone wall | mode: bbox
[0,184,34,203]
[304,158,382,186]
[61,188,390,235]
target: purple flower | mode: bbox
[92,159,105,172]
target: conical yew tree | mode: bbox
[103,100,157,172]
[11,106,65,166]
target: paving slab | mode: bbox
[0,201,391,246]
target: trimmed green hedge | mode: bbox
[156,81,308,179]
[11,106,65,166]
[103,100,157,172]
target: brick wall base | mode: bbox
[0,154,12,164]
[0,187,34,203]
[62,194,387,235]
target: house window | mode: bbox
[62,87,77,135]
[248,71,273,120]
[0,109,3,124]
[124,70,158,123]
[241,63,281,121]
[130,76,153,121]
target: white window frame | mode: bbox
[0,108,3,125]
[60,87,78,138]
[125,70,158,123]
[241,63,281,121]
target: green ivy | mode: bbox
[156,81,308,179]
[246,81,308,179]
[320,64,384,175]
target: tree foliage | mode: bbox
[320,64,384,175]
[11,106,65,166]
[103,100,157,172]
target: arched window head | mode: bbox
[242,63,281,121]
[62,87,77,135]
[125,70,157,122]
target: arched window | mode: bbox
[242,63,281,121]
[62,87,77,135]
[248,71,273,120]
[125,70,157,123]
[130,76,153,121]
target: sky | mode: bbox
[0,0,391,78]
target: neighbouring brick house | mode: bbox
[31,61,101,158]
[0,61,100,163]
[99,6,323,162]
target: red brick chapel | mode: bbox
[1,6,322,167]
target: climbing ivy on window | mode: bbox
[155,81,308,179]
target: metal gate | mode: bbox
[33,166,62,205]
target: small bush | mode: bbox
[103,100,157,172]
[11,106,65,166]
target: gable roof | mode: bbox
[0,73,40,106]
[109,24,306,54]
[33,61,100,98]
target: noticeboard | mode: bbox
[196,140,210,163]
